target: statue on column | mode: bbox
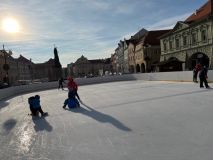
[54,46,62,80]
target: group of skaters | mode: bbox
[28,76,81,117]
[28,65,210,116]
[193,63,211,88]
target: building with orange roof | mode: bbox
[134,29,171,73]
[159,0,213,72]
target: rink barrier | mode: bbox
[0,70,212,100]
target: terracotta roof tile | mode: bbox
[185,0,212,23]
[144,30,171,45]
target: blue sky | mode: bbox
[0,0,206,67]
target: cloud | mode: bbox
[147,13,191,30]
[0,0,203,67]
[115,4,134,14]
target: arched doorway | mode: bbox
[141,63,145,73]
[188,52,209,70]
[136,64,140,73]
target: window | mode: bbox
[169,40,173,50]
[163,42,167,51]
[201,30,207,42]
[175,38,180,49]
[183,36,187,46]
[192,32,197,45]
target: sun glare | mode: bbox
[2,18,20,33]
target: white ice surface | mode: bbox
[0,80,213,160]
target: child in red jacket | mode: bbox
[67,77,81,101]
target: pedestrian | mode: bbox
[199,65,210,88]
[67,76,81,102]
[193,63,201,83]
[28,95,48,116]
[58,77,65,90]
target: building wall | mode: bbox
[135,41,145,73]
[144,46,161,72]
[160,18,213,70]
[115,41,124,73]
[73,56,111,77]
[0,55,19,85]
[123,41,129,73]
[128,42,135,73]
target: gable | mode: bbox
[172,21,189,32]
[75,55,90,64]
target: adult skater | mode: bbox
[58,77,65,90]
[199,65,210,88]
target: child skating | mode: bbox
[28,95,48,117]
[63,90,80,109]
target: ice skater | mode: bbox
[67,77,81,102]
[28,95,48,116]
[193,63,201,83]
[199,65,210,88]
[63,90,80,109]
[58,77,65,90]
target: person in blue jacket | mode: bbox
[28,95,48,116]
[63,90,80,109]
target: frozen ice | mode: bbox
[0,80,213,160]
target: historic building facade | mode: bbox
[159,0,213,71]
[70,55,111,77]
[114,40,124,73]
[110,53,117,74]
[128,28,148,73]
[0,47,62,85]
[16,55,34,81]
[123,39,129,73]
[134,30,171,73]
[125,28,170,73]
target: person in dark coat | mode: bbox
[199,66,210,88]
[58,77,65,90]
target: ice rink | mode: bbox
[0,80,213,160]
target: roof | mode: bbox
[89,58,111,64]
[17,55,33,64]
[144,30,171,45]
[130,28,148,41]
[185,0,212,23]
[45,58,55,64]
